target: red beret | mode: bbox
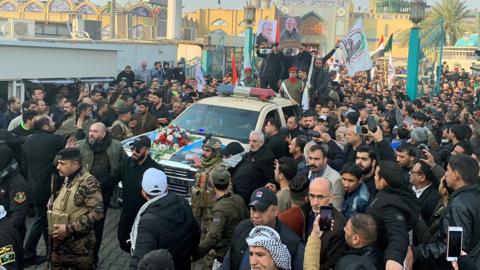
[288,66,297,72]
[245,67,252,73]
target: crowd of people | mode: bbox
[0,42,479,270]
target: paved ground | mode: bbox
[26,208,129,270]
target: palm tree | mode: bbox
[398,0,473,48]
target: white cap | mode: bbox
[0,205,6,219]
[142,168,168,197]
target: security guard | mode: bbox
[192,167,248,269]
[190,136,224,269]
[0,205,23,270]
[0,146,28,240]
[110,107,134,141]
[48,148,104,270]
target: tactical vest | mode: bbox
[110,120,133,139]
[47,173,90,234]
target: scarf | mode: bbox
[201,154,222,168]
[223,151,246,169]
[246,226,291,270]
[288,77,297,84]
[87,136,112,153]
[129,192,168,255]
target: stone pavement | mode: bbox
[26,208,129,270]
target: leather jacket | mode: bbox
[413,184,480,267]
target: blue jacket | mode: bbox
[341,182,370,219]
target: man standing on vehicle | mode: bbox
[190,136,225,269]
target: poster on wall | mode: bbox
[256,20,277,48]
[279,16,301,48]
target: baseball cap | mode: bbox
[142,168,168,197]
[130,135,151,150]
[221,141,244,157]
[249,187,277,211]
[211,167,231,186]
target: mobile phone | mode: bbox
[367,115,377,132]
[319,206,333,231]
[446,226,463,261]
[356,126,369,135]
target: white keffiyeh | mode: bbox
[129,193,167,255]
[246,226,291,270]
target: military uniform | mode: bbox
[48,165,104,270]
[191,138,224,269]
[281,78,303,104]
[0,146,29,240]
[110,119,133,141]
[242,78,258,87]
[0,208,23,270]
[194,168,248,265]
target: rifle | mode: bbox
[301,55,315,111]
[45,173,59,270]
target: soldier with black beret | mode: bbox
[48,148,104,269]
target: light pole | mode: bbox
[406,0,425,100]
[243,2,256,70]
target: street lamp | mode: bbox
[406,0,425,100]
[243,2,256,70]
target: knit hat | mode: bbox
[142,168,168,197]
[246,226,291,270]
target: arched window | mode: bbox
[24,2,43,13]
[49,0,70,12]
[132,24,144,39]
[0,2,16,11]
[211,19,227,26]
[156,8,167,37]
[78,4,96,15]
[131,6,150,17]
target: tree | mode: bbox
[398,0,473,48]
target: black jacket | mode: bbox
[418,184,440,223]
[366,186,420,265]
[173,67,186,84]
[246,144,275,182]
[257,50,285,80]
[266,133,289,159]
[0,218,23,270]
[334,245,383,270]
[232,157,264,206]
[22,131,65,205]
[292,50,312,72]
[115,156,163,252]
[0,161,29,237]
[129,193,200,270]
[221,218,304,270]
[413,185,480,268]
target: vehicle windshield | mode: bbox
[174,103,259,144]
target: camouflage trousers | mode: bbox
[191,250,215,270]
[51,232,95,270]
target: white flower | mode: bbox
[159,144,168,151]
[167,135,174,142]
[173,144,179,149]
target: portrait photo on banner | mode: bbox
[256,20,277,48]
[279,16,301,48]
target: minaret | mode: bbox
[166,0,182,39]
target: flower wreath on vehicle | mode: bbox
[150,123,201,160]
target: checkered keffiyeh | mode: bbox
[246,226,291,270]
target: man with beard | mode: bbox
[131,100,158,136]
[23,116,65,266]
[69,122,125,265]
[281,67,303,104]
[355,145,378,195]
[56,102,94,140]
[114,135,162,252]
[264,118,289,159]
[190,137,225,269]
[55,99,75,129]
[110,107,134,141]
[11,110,37,138]
[245,131,275,183]
[51,95,66,128]
[300,110,318,141]
[8,100,36,131]
[5,97,21,126]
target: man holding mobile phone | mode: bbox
[406,155,480,269]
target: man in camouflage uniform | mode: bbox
[48,148,104,270]
[241,68,258,87]
[192,167,248,269]
[191,136,224,269]
[110,107,134,141]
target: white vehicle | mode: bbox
[117,86,299,203]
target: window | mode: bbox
[282,106,298,120]
[211,19,227,26]
[183,28,196,40]
[35,22,69,37]
[264,109,281,127]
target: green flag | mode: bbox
[384,34,393,52]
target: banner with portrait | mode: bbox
[256,20,277,48]
[279,16,301,48]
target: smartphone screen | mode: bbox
[367,116,377,132]
[447,227,463,261]
[319,206,333,231]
